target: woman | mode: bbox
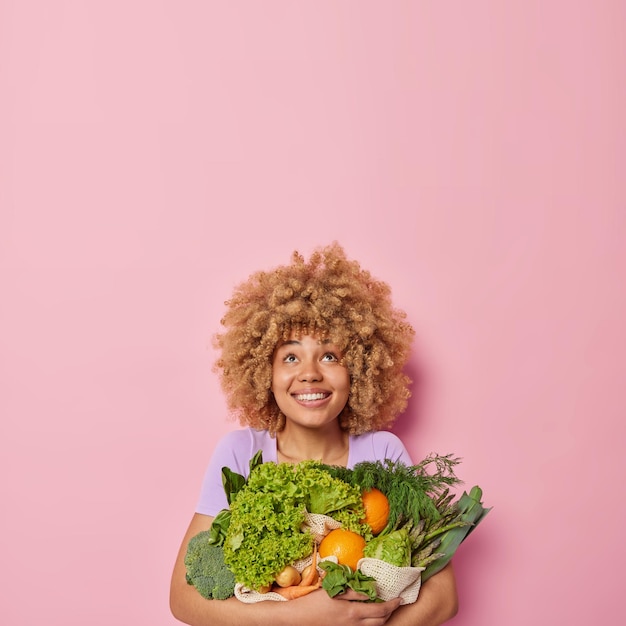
[170,243,458,625]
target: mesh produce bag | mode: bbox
[235,554,423,605]
[234,554,332,603]
[300,511,343,543]
[357,558,424,605]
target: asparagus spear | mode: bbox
[420,485,491,582]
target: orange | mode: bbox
[361,487,390,535]
[318,528,366,571]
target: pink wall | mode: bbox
[1,2,624,624]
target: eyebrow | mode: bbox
[278,338,333,347]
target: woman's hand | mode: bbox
[333,589,376,602]
[286,588,401,626]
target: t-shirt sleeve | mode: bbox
[195,428,275,517]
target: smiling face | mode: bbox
[271,333,351,431]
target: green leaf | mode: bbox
[208,509,232,546]
[249,450,264,473]
[221,451,264,506]
[319,561,379,601]
[221,467,246,505]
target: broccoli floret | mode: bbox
[184,530,236,600]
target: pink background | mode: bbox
[1,2,625,624]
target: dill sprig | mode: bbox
[320,454,462,532]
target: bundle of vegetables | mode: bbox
[183,451,490,602]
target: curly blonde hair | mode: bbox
[214,242,415,435]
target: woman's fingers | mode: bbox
[292,589,401,625]
[334,588,377,602]
[343,596,402,623]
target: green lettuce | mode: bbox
[222,459,364,591]
[245,460,363,516]
[363,527,412,567]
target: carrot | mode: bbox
[273,581,320,600]
[299,543,318,586]
[298,564,319,587]
[271,543,321,599]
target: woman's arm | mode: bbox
[170,513,402,626]
[385,563,458,626]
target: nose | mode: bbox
[298,358,322,382]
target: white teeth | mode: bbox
[295,393,327,401]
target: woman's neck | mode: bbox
[275,423,349,466]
